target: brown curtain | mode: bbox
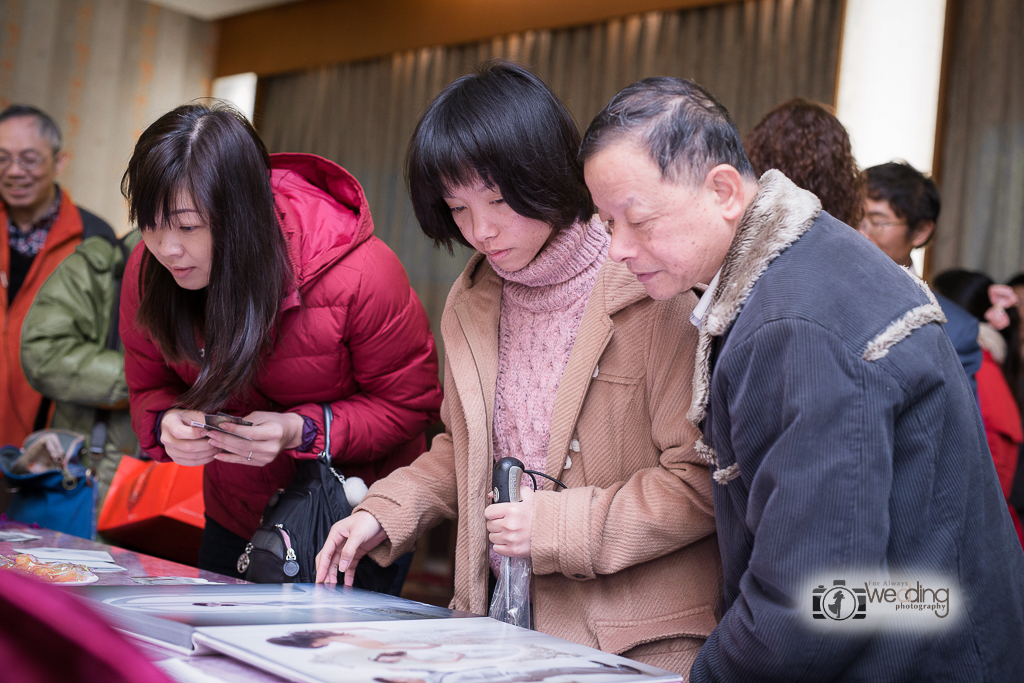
[0,0,216,234]
[259,0,844,338]
[932,0,1024,282]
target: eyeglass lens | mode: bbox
[0,153,46,171]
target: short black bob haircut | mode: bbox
[580,77,755,187]
[864,161,940,243]
[406,60,593,252]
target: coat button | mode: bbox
[592,365,599,378]
[573,573,586,579]
[570,439,580,453]
[564,455,572,470]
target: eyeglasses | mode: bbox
[862,215,907,231]
[0,153,48,172]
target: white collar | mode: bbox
[689,268,722,330]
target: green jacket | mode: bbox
[21,231,143,507]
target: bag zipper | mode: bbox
[277,524,300,578]
[236,524,300,578]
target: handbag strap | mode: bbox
[319,403,346,484]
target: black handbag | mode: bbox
[236,403,400,590]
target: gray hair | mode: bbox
[580,77,755,187]
[0,104,62,154]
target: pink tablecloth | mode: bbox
[0,519,244,585]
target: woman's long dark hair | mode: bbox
[121,103,292,412]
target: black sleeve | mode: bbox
[77,207,118,246]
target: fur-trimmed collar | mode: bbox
[685,172,946,485]
[687,170,820,428]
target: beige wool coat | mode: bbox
[358,253,722,675]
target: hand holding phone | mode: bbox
[189,413,255,441]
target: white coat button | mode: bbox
[592,365,599,378]
[564,455,572,470]
[570,439,580,452]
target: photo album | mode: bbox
[72,583,464,654]
[68,583,681,683]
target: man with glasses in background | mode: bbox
[859,160,983,397]
[858,161,938,268]
[0,105,115,447]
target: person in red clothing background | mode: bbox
[119,103,442,578]
[934,268,1024,547]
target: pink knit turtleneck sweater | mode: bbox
[488,217,608,572]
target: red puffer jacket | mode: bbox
[121,153,443,540]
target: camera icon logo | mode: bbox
[813,580,867,620]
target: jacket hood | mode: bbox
[270,153,374,290]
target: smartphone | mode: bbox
[206,413,253,428]
[190,413,254,441]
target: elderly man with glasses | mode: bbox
[0,105,115,447]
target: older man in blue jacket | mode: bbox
[582,77,1024,682]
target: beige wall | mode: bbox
[0,0,217,234]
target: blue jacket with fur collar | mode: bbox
[689,171,1024,682]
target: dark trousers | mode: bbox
[198,514,413,594]
[198,515,248,580]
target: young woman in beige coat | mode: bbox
[316,61,721,676]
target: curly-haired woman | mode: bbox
[743,98,864,226]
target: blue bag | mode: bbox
[0,430,97,540]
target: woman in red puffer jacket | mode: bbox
[120,104,442,578]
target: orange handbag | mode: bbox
[97,457,205,566]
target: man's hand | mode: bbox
[159,409,219,466]
[207,411,306,467]
[315,511,387,586]
[485,485,534,558]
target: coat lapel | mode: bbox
[444,255,502,587]
[451,257,502,443]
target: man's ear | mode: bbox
[53,150,68,177]
[911,220,935,248]
[705,164,746,221]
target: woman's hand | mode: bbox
[206,410,306,467]
[159,409,220,466]
[986,284,1019,330]
[315,511,387,586]
[485,485,534,558]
